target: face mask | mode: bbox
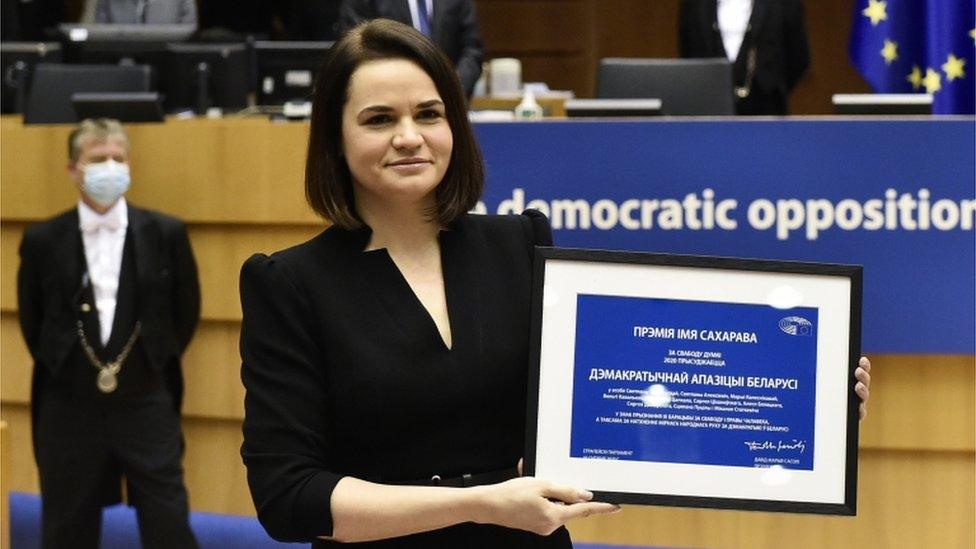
[82,160,130,207]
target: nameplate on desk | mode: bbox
[524,248,862,515]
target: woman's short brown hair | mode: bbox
[305,19,484,229]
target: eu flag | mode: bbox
[849,0,976,114]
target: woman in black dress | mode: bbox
[239,18,873,548]
[239,19,621,547]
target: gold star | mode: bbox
[881,39,898,65]
[862,0,887,26]
[907,65,923,90]
[971,28,976,42]
[942,53,966,81]
[922,68,941,94]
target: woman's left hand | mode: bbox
[855,356,872,420]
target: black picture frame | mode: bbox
[524,247,862,515]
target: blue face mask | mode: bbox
[82,160,131,207]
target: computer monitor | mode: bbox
[832,93,933,115]
[596,58,735,116]
[72,38,170,72]
[253,40,332,106]
[24,63,153,124]
[162,43,250,113]
[56,24,197,90]
[1,42,62,114]
[565,99,662,118]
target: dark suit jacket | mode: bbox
[94,0,198,25]
[18,203,200,426]
[339,0,484,97]
[679,0,810,115]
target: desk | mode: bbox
[1,115,972,548]
[470,94,568,117]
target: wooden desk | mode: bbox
[1,116,972,548]
[469,95,568,117]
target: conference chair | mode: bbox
[23,63,152,124]
[596,58,735,116]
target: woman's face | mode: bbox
[341,58,453,211]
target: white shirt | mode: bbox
[717,0,753,62]
[407,0,434,33]
[78,197,129,346]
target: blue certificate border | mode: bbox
[524,247,862,516]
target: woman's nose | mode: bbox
[392,120,424,149]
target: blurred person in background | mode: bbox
[339,0,483,97]
[680,0,810,115]
[281,0,343,41]
[196,0,342,41]
[17,118,200,549]
[88,0,197,25]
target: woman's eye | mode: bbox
[365,114,392,125]
[417,109,443,121]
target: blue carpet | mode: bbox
[10,492,662,548]
[9,492,297,548]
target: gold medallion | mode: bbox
[97,369,118,393]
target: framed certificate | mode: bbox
[524,248,862,515]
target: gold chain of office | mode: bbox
[75,320,142,394]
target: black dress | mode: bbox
[239,211,571,548]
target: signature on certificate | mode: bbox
[744,439,807,454]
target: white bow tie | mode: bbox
[80,215,123,233]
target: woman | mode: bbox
[240,19,873,547]
[240,19,618,547]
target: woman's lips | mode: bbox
[387,157,431,166]
[386,158,432,172]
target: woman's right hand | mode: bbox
[472,476,621,536]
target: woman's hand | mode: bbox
[855,356,872,420]
[473,477,620,536]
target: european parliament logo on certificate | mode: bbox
[524,248,862,515]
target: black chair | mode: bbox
[596,58,735,116]
[24,63,152,124]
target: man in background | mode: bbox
[680,0,810,115]
[339,0,484,97]
[18,118,200,548]
[89,0,197,25]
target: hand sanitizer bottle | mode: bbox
[515,88,544,120]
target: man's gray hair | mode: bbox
[68,118,130,162]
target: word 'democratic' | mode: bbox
[474,188,976,241]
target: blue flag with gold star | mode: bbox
[849,0,976,114]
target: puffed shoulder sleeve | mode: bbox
[520,208,554,247]
[240,253,343,541]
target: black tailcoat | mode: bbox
[17,203,200,504]
[679,0,811,115]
